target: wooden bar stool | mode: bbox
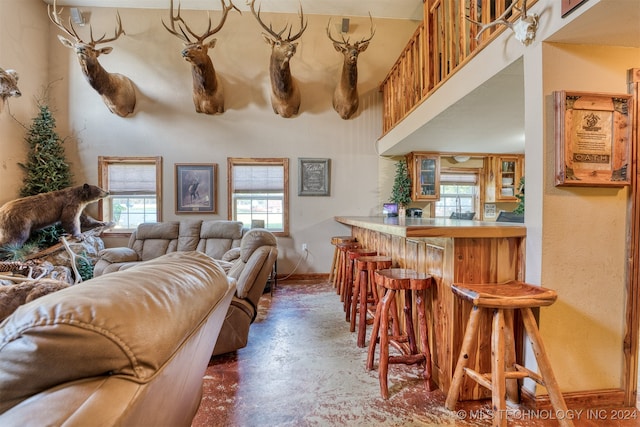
[351,255,392,347]
[329,236,356,286]
[334,242,361,298]
[367,268,433,399]
[343,248,377,319]
[444,281,572,427]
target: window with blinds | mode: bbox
[98,156,162,231]
[228,158,288,236]
[435,172,478,218]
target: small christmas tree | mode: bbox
[390,159,412,207]
[18,100,72,197]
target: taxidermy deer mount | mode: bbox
[248,0,307,118]
[163,0,239,115]
[467,0,539,46]
[48,0,137,117]
[326,15,375,120]
[0,67,21,113]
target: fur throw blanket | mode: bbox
[0,279,69,322]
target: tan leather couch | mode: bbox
[0,251,235,427]
[93,219,246,276]
[94,220,278,356]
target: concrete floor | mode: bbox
[192,280,640,427]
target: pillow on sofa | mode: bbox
[98,247,139,263]
[0,251,230,414]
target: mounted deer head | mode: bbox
[468,0,539,46]
[326,15,375,120]
[248,0,307,118]
[163,0,238,115]
[0,67,21,113]
[48,0,136,117]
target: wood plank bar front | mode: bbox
[335,216,526,400]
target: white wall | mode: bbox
[6,5,418,274]
[0,0,50,201]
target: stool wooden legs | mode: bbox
[520,307,571,426]
[367,287,432,399]
[445,306,572,427]
[445,306,482,410]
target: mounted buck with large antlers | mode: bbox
[48,0,136,117]
[163,0,239,115]
[248,0,307,118]
[326,15,375,120]
[0,67,21,113]
[468,0,539,46]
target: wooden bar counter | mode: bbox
[335,216,526,401]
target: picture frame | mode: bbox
[175,163,217,213]
[554,91,632,187]
[298,158,330,196]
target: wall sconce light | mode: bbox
[341,18,350,33]
[70,7,85,26]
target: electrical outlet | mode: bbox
[302,243,308,251]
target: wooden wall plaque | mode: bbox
[554,91,632,187]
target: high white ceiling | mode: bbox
[43,0,425,20]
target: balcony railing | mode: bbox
[381,0,537,135]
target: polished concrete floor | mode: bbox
[192,280,640,427]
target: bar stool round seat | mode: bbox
[367,268,433,399]
[329,236,357,286]
[444,281,572,427]
[343,248,378,318]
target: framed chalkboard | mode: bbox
[298,158,330,196]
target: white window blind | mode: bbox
[232,165,284,193]
[440,173,478,184]
[108,164,156,194]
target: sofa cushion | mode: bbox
[177,219,202,251]
[240,229,277,263]
[98,247,139,263]
[196,221,244,260]
[132,222,180,261]
[0,251,230,414]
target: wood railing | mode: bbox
[381,0,538,135]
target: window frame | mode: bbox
[433,168,482,219]
[227,157,289,237]
[98,156,163,236]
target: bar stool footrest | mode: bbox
[389,354,426,366]
[463,368,492,390]
[514,363,545,385]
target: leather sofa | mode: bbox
[93,219,246,276]
[94,220,278,356]
[0,251,235,427]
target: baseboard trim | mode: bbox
[520,387,628,409]
[277,273,329,282]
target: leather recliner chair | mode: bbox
[213,228,278,356]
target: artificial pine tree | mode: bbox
[19,100,72,197]
[389,159,412,207]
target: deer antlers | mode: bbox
[326,14,376,49]
[248,0,307,43]
[163,0,239,44]
[467,0,539,46]
[48,0,125,47]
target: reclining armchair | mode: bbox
[213,228,278,356]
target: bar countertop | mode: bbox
[334,216,526,239]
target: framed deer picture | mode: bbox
[554,91,632,187]
[175,163,217,213]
